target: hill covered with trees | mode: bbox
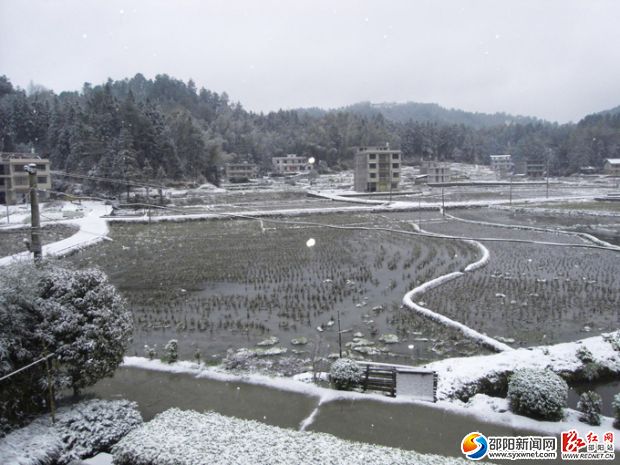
[1,73,619,188]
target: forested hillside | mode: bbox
[1,73,619,187]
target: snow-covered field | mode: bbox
[2,173,619,463]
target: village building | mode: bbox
[0,153,51,205]
[353,145,401,192]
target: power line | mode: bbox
[51,170,165,189]
[0,353,55,383]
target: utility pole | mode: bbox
[337,310,342,358]
[441,186,445,217]
[25,164,42,263]
[546,156,550,199]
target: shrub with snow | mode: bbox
[604,332,620,352]
[329,358,362,391]
[162,340,178,364]
[0,399,142,465]
[577,391,602,426]
[112,408,467,465]
[0,263,133,424]
[55,399,142,461]
[576,346,601,381]
[507,368,567,421]
[144,344,158,360]
[613,393,620,428]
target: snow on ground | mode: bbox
[122,347,620,452]
[0,201,111,266]
[112,408,476,465]
[425,331,620,403]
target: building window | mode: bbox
[393,163,399,169]
[36,164,47,171]
[392,153,399,160]
[14,176,28,186]
[368,154,376,160]
[369,173,376,178]
[393,172,399,178]
[369,163,376,169]
[37,176,48,184]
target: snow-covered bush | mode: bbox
[576,346,594,363]
[55,399,142,461]
[0,399,141,465]
[507,368,567,421]
[329,358,362,391]
[162,340,178,364]
[36,266,134,395]
[577,391,601,426]
[613,393,620,428]
[604,332,620,352]
[144,344,158,360]
[112,408,466,465]
[0,263,133,425]
[576,346,601,381]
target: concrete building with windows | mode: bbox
[526,159,546,178]
[224,162,258,181]
[271,154,310,174]
[0,153,51,205]
[604,159,620,176]
[353,145,401,192]
[490,154,513,178]
[422,161,451,184]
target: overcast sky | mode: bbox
[1,0,619,123]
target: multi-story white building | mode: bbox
[0,153,51,205]
[490,154,513,178]
[225,162,258,181]
[353,145,401,192]
[271,154,310,174]
[425,162,451,184]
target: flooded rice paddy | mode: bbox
[66,206,619,364]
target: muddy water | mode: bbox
[83,367,620,464]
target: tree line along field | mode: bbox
[418,214,620,346]
[65,213,490,364]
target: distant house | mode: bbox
[225,162,258,181]
[353,145,401,192]
[271,154,310,174]
[0,153,51,205]
[425,162,451,184]
[526,159,546,178]
[604,159,620,176]
[490,154,512,178]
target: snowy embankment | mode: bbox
[446,211,620,250]
[309,189,595,210]
[427,332,620,401]
[0,202,111,266]
[403,220,509,352]
[122,339,620,452]
[402,268,511,353]
[112,409,474,465]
